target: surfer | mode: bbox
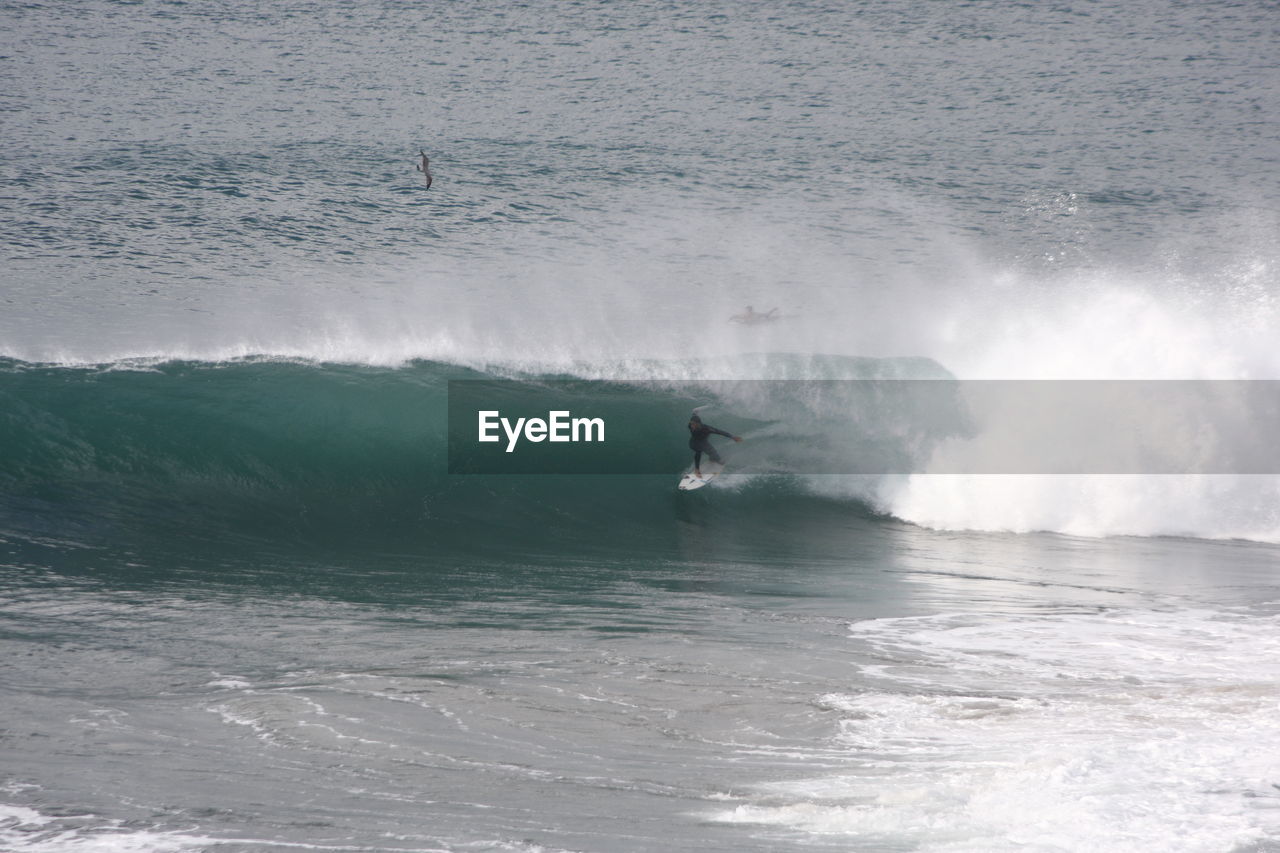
[416,150,433,189]
[688,412,742,478]
[730,305,780,325]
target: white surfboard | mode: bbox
[678,461,723,491]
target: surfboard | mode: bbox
[678,461,723,491]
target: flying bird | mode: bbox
[416,150,433,189]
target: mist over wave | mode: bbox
[7,184,1278,376]
[8,207,1279,545]
[7,200,1280,546]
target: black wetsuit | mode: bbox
[689,420,732,469]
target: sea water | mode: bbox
[2,1,1279,850]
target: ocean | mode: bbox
[3,1,1280,850]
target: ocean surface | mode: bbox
[3,1,1280,850]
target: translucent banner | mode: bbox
[447,379,1280,475]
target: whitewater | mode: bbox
[3,0,1280,850]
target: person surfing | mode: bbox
[688,411,742,478]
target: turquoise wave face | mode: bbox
[2,358,906,564]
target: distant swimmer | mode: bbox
[688,411,742,478]
[416,150,433,189]
[730,305,780,325]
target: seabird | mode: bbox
[415,150,432,189]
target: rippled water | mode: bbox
[5,0,1278,362]
[3,1,1280,851]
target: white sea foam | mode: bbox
[879,474,1280,543]
[0,805,54,829]
[872,262,1280,542]
[0,805,215,852]
[712,606,1280,851]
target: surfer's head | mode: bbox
[689,413,701,424]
